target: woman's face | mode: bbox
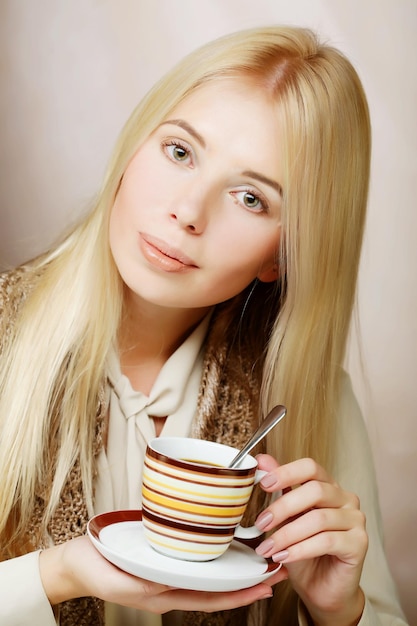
[109,77,283,313]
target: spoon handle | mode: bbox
[228,405,287,469]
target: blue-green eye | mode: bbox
[242,192,261,209]
[164,140,192,164]
[171,145,188,161]
[231,189,268,213]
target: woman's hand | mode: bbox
[40,534,285,614]
[255,454,368,626]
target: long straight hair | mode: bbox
[0,26,370,581]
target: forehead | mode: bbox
[163,76,282,158]
[169,75,276,119]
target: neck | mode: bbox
[118,291,211,371]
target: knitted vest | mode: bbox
[0,268,274,626]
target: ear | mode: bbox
[257,264,279,283]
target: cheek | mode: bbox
[261,226,281,259]
[109,166,147,231]
[237,230,280,272]
[112,176,136,220]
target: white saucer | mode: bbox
[87,510,281,592]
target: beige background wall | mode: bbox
[1,1,416,623]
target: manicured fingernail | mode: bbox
[260,473,278,488]
[255,538,275,556]
[272,550,289,562]
[255,511,273,530]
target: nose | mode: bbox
[169,209,206,234]
[169,187,208,235]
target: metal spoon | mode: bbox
[228,404,287,468]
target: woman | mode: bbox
[0,25,408,626]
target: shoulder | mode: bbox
[0,267,24,315]
[0,265,42,349]
[0,264,45,309]
[1,266,31,318]
[0,265,26,296]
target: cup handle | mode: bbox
[234,469,282,540]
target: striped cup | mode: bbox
[142,437,266,561]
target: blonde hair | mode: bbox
[0,25,370,585]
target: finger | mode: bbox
[259,457,336,494]
[256,479,358,533]
[280,480,356,515]
[271,524,368,567]
[255,507,366,559]
[147,582,277,614]
[256,453,280,473]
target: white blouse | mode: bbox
[95,315,211,626]
[95,314,211,515]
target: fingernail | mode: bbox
[255,538,275,556]
[255,511,273,530]
[272,550,289,563]
[260,473,278,489]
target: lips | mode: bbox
[139,233,198,272]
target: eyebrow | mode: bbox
[159,119,206,148]
[241,170,283,197]
[159,119,283,197]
